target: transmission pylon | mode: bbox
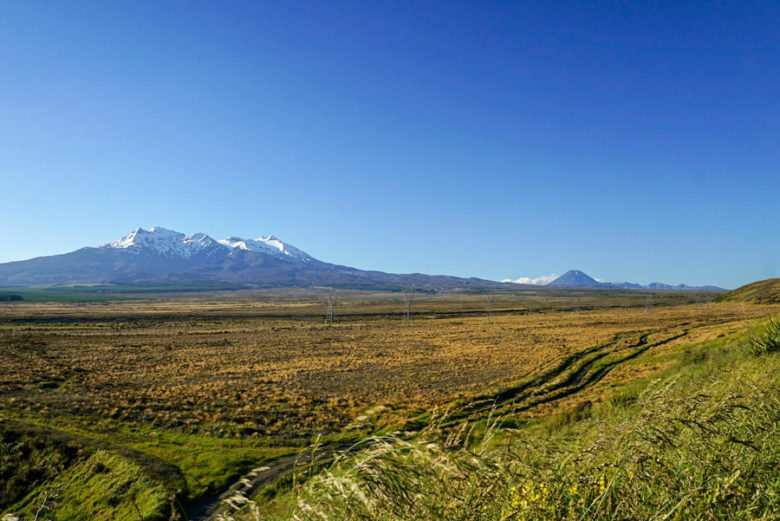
[325,292,337,325]
[403,289,415,326]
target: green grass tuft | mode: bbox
[749,315,780,355]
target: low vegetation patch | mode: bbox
[0,423,83,511]
[6,449,172,521]
[247,329,780,521]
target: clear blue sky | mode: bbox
[1,2,779,288]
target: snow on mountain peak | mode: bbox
[217,235,311,261]
[102,227,220,258]
[102,227,312,261]
[105,226,179,248]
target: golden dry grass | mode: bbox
[1,291,776,442]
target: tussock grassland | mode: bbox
[248,324,780,521]
[0,290,777,519]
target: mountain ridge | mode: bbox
[544,270,724,291]
[101,226,313,261]
[0,227,507,290]
[0,229,726,292]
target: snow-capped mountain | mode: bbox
[0,227,505,290]
[101,227,312,261]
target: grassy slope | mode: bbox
[256,323,780,521]
[9,450,170,521]
[0,416,296,514]
[0,424,173,521]
[716,277,780,304]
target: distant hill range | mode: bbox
[545,270,724,291]
[0,227,506,290]
[716,278,780,303]
[0,228,725,292]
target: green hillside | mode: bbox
[716,277,780,303]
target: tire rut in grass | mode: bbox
[450,328,690,422]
